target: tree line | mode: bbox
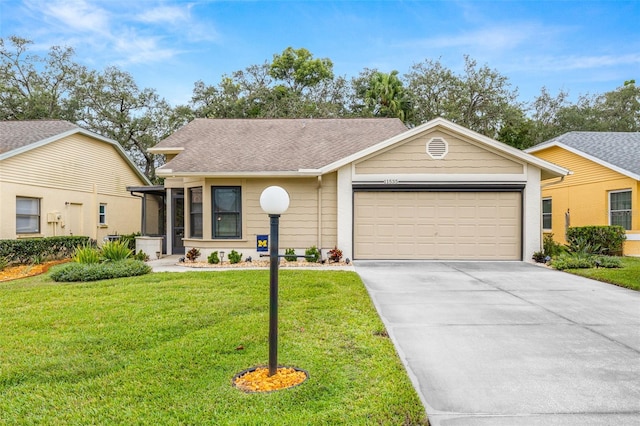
[1,36,638,182]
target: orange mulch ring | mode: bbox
[233,366,308,393]
[0,260,69,282]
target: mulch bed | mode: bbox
[0,260,69,282]
[181,259,350,269]
[233,366,308,392]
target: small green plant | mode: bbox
[532,251,548,263]
[228,250,242,264]
[543,233,565,257]
[73,245,101,264]
[328,246,343,263]
[133,250,149,261]
[207,251,220,264]
[185,247,201,262]
[305,245,321,263]
[284,248,297,262]
[101,240,133,262]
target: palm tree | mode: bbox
[364,70,411,122]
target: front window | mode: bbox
[99,203,107,225]
[542,198,552,230]
[212,186,241,239]
[16,197,40,234]
[189,187,203,238]
[610,190,632,230]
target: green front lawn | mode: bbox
[0,270,427,425]
[565,256,640,290]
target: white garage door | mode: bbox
[354,191,521,260]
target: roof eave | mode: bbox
[526,142,640,181]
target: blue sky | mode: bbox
[1,0,639,107]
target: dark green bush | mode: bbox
[207,251,220,264]
[0,236,91,264]
[228,250,242,264]
[117,232,141,250]
[305,245,321,263]
[566,226,626,256]
[284,248,297,262]
[50,259,151,282]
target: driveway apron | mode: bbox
[355,261,640,425]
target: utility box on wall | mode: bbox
[47,212,62,223]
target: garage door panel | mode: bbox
[354,191,521,260]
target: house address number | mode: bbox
[383,178,399,184]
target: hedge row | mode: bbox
[566,226,626,256]
[0,236,91,264]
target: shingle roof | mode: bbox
[528,131,640,178]
[0,120,79,154]
[152,118,408,174]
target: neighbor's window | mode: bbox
[212,186,241,239]
[16,197,40,234]
[189,187,203,238]
[542,198,552,230]
[99,203,107,225]
[610,190,632,230]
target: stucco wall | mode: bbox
[0,134,146,240]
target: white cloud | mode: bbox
[137,5,191,25]
[37,0,111,35]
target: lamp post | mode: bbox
[259,186,290,376]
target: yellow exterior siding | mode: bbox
[0,134,147,240]
[355,129,524,175]
[181,175,338,257]
[535,146,640,255]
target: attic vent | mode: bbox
[426,137,448,159]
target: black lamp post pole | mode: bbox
[268,213,280,376]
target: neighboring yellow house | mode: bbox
[526,132,640,256]
[0,120,150,242]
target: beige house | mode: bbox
[148,117,568,261]
[0,120,150,242]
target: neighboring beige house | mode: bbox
[0,120,150,242]
[147,117,568,261]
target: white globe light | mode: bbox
[260,186,290,214]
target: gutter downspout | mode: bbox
[317,176,323,253]
[541,174,569,188]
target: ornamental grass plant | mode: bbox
[0,270,428,425]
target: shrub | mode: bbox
[73,245,101,264]
[228,250,242,264]
[185,248,201,262]
[284,248,297,262]
[50,259,151,282]
[566,226,626,256]
[328,246,343,263]
[133,250,149,261]
[543,233,565,257]
[0,256,9,271]
[305,245,321,263]
[118,232,141,250]
[101,240,133,262]
[550,253,594,270]
[208,251,220,264]
[0,236,91,264]
[532,251,548,263]
[594,256,623,269]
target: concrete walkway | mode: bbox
[355,261,640,426]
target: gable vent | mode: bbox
[426,137,448,159]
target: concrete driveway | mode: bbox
[355,261,640,425]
